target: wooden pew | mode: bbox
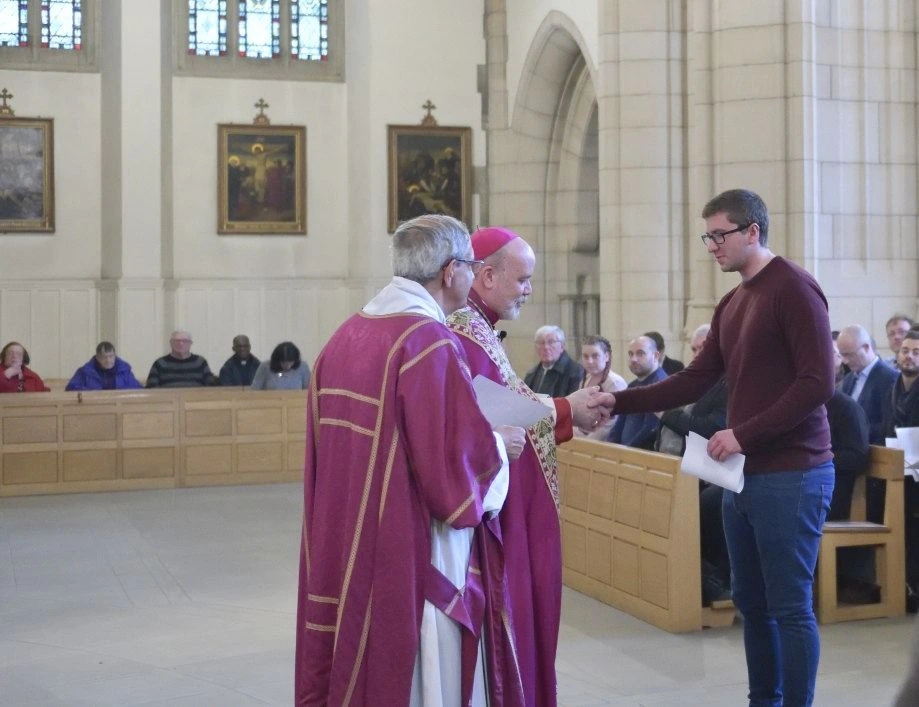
[816,445,906,623]
[0,389,306,497]
[557,437,734,633]
[559,439,908,632]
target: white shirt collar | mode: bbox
[859,355,880,379]
[362,276,445,323]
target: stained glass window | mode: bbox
[40,0,80,49]
[188,0,227,56]
[0,0,28,47]
[291,0,327,61]
[239,0,279,59]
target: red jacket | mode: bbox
[0,365,50,393]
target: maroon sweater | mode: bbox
[614,257,834,474]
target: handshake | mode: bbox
[566,386,615,431]
[494,386,615,460]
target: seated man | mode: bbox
[523,325,583,396]
[884,327,919,607]
[218,334,260,386]
[885,314,915,368]
[825,388,870,521]
[837,324,898,444]
[606,335,667,449]
[66,341,143,391]
[644,330,684,375]
[654,324,729,605]
[146,330,216,388]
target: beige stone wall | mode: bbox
[487,0,919,374]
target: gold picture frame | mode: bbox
[387,124,472,233]
[0,117,54,233]
[217,123,306,235]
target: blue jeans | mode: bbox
[722,463,834,707]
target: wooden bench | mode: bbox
[558,439,907,632]
[816,445,906,623]
[0,389,306,497]
[557,437,734,633]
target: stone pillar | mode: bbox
[597,0,686,370]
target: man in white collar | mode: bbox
[837,324,898,444]
[295,214,536,706]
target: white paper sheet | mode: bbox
[680,431,746,493]
[894,428,919,481]
[472,375,552,429]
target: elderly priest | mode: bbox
[294,215,530,706]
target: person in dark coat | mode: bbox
[523,325,583,397]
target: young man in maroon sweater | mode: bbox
[612,189,835,707]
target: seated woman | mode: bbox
[0,341,49,393]
[66,341,143,391]
[251,341,310,390]
[574,335,626,440]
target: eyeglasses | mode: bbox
[536,339,562,347]
[700,223,753,246]
[443,257,485,272]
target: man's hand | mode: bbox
[566,386,614,430]
[4,365,21,379]
[496,425,526,460]
[707,429,742,462]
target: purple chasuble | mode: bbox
[448,297,563,707]
[295,311,509,706]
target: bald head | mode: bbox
[232,335,252,360]
[837,325,875,373]
[472,237,535,321]
[627,335,661,379]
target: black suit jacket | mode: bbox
[840,359,898,444]
[523,350,584,398]
[825,389,869,520]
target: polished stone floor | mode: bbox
[0,484,914,706]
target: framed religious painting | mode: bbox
[217,124,306,235]
[387,124,472,233]
[0,117,55,233]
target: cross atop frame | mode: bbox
[0,88,15,118]
[253,98,271,125]
[420,99,438,127]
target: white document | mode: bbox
[894,428,919,481]
[472,375,552,429]
[680,431,746,493]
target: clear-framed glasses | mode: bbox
[700,223,753,246]
[448,257,485,273]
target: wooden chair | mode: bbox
[816,445,906,623]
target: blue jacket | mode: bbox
[839,359,898,444]
[65,357,143,391]
[608,366,668,449]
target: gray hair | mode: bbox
[535,325,565,345]
[839,324,871,348]
[391,215,471,284]
[692,324,711,341]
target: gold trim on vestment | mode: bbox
[445,493,475,525]
[343,595,374,706]
[319,417,375,437]
[307,593,339,604]
[378,431,400,523]
[304,621,336,632]
[334,317,433,649]
[399,339,453,375]
[502,609,526,696]
[319,388,381,406]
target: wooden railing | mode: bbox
[0,389,306,497]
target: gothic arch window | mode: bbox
[0,0,99,70]
[176,0,344,82]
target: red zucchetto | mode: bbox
[471,226,520,260]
